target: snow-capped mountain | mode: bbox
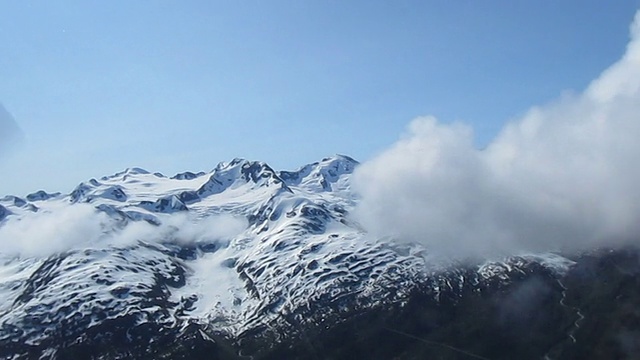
[0,155,631,359]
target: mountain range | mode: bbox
[0,155,638,359]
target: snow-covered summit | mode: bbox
[196,158,290,199]
[101,166,152,181]
[279,154,358,192]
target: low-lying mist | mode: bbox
[0,204,247,257]
[352,11,640,258]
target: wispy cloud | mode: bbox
[353,11,640,258]
[0,204,247,257]
[0,205,108,256]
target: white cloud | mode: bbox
[352,11,640,258]
[0,204,108,257]
[0,205,247,257]
[109,212,247,248]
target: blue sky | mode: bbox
[1,1,639,196]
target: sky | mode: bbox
[1,1,639,197]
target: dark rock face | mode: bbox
[26,190,59,202]
[0,204,9,221]
[249,248,640,360]
[545,248,640,360]
[0,196,27,207]
[171,171,205,180]
[178,190,199,204]
[139,195,188,213]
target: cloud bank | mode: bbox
[0,103,25,156]
[0,205,247,257]
[353,11,640,257]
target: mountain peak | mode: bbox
[25,190,61,202]
[101,167,152,181]
[321,153,359,164]
[196,158,290,198]
[171,171,206,180]
[279,154,359,192]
